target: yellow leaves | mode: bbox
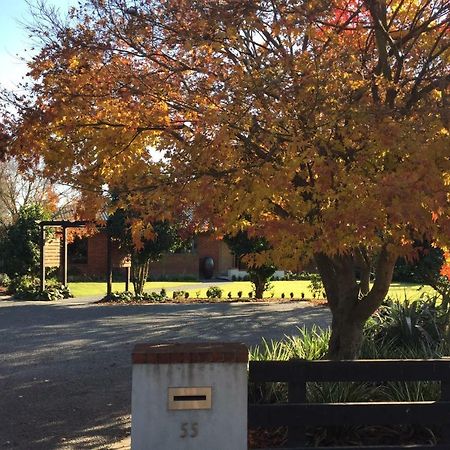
[4,0,448,267]
[242,251,271,268]
[68,56,81,70]
[130,220,156,250]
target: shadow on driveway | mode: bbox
[0,301,330,449]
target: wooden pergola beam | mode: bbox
[39,219,129,296]
[39,220,101,228]
[61,227,68,286]
[39,223,46,291]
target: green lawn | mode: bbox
[180,281,436,300]
[69,281,199,298]
[69,279,438,300]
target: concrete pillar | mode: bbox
[131,343,248,450]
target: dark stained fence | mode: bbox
[248,359,450,449]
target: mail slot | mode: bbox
[168,387,212,410]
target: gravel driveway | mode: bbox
[0,298,330,449]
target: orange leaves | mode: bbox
[1,0,447,268]
[130,220,154,250]
[442,253,450,280]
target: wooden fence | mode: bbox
[248,359,450,450]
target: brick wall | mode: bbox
[46,230,235,279]
[150,253,199,278]
[196,235,234,277]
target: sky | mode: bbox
[0,0,75,91]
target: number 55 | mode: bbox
[180,422,199,438]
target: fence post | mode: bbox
[440,359,450,445]
[288,360,307,446]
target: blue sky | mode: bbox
[0,0,74,90]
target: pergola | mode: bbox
[39,220,131,297]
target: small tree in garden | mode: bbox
[108,210,180,296]
[0,203,50,277]
[224,230,275,299]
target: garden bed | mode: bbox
[95,295,328,306]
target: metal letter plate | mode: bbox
[168,387,212,410]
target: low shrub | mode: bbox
[250,326,330,363]
[108,291,134,302]
[9,275,39,295]
[289,271,315,280]
[0,273,11,288]
[364,297,449,357]
[140,292,168,302]
[172,290,186,300]
[106,291,168,303]
[10,275,73,301]
[206,286,223,299]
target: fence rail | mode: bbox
[261,447,450,450]
[248,358,450,449]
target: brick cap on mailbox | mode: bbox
[132,342,248,364]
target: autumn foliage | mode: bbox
[1,0,449,358]
[442,252,450,280]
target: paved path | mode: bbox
[0,298,330,449]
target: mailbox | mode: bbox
[131,343,248,450]
[168,387,212,410]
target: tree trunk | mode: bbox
[254,278,265,299]
[328,312,365,360]
[249,266,275,299]
[315,245,397,360]
[250,271,267,299]
[441,292,450,311]
[131,255,150,296]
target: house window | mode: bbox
[68,237,88,264]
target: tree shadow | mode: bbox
[0,301,330,449]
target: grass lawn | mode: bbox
[180,281,436,300]
[69,279,438,301]
[69,281,200,298]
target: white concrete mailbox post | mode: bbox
[131,342,248,450]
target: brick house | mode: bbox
[44,228,235,280]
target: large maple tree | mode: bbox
[2,0,449,358]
